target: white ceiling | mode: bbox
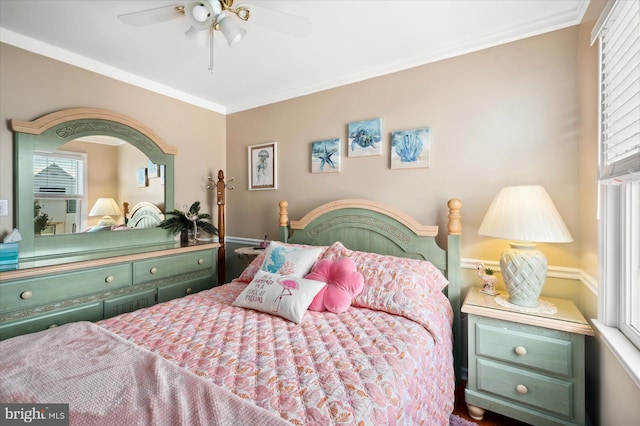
[0,0,589,114]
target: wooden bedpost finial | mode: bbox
[447,198,462,235]
[279,200,289,227]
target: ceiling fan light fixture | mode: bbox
[217,12,246,46]
[191,4,210,22]
[184,1,215,30]
[185,25,210,48]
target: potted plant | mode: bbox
[159,201,217,242]
[34,199,50,235]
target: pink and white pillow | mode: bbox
[232,270,326,323]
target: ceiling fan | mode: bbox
[118,0,311,73]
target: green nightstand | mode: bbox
[462,288,593,425]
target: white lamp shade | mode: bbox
[185,26,210,48]
[184,1,215,30]
[217,12,246,46]
[89,198,122,217]
[478,185,572,243]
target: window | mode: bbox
[33,150,87,234]
[593,0,640,386]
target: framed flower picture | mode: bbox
[248,142,277,190]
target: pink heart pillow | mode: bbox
[305,257,364,313]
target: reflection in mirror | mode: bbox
[33,136,165,236]
[13,107,176,260]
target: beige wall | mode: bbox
[117,143,165,213]
[227,27,581,270]
[59,140,121,228]
[578,2,602,280]
[0,43,226,239]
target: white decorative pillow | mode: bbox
[233,270,326,324]
[260,241,324,277]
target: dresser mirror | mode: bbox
[11,108,177,260]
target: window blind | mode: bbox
[598,0,640,183]
[33,152,84,197]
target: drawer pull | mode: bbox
[515,346,527,356]
[516,384,528,395]
[197,258,204,265]
[105,275,115,284]
[150,267,158,274]
[20,290,33,300]
[185,287,193,295]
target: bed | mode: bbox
[85,201,164,232]
[125,201,165,229]
[0,197,462,426]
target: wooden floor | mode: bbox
[453,381,529,425]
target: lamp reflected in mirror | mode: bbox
[89,198,122,226]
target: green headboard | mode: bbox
[278,198,462,379]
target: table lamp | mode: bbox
[478,186,572,307]
[89,198,122,226]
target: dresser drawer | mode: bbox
[103,288,157,319]
[157,275,211,303]
[475,322,573,377]
[0,264,132,312]
[477,358,574,419]
[133,250,214,284]
[0,302,103,340]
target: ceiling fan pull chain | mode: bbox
[208,29,215,74]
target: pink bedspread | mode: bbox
[99,280,454,425]
[0,320,289,426]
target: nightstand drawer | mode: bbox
[133,251,214,284]
[476,322,573,376]
[0,264,132,312]
[477,358,574,418]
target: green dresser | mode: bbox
[462,289,594,426]
[0,243,218,340]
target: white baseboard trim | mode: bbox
[225,238,598,295]
[462,258,597,295]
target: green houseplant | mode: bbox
[159,201,217,241]
[34,199,50,235]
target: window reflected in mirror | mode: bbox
[33,136,165,236]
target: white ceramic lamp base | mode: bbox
[499,242,547,308]
[97,215,116,226]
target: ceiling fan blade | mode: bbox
[238,3,311,38]
[118,4,184,27]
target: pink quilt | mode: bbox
[98,280,455,425]
[0,320,289,426]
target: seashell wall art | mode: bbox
[390,127,431,169]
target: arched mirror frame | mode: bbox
[11,108,176,260]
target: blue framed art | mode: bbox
[311,138,341,173]
[348,118,382,157]
[391,127,431,169]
